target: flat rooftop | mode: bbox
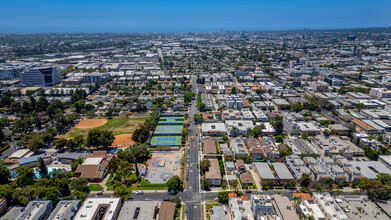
[74,197,121,220]
[117,201,158,220]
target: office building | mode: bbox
[20,67,61,86]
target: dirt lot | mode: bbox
[74,119,108,129]
[110,134,136,148]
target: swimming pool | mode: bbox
[34,167,69,178]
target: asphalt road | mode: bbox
[185,74,201,220]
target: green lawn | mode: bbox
[206,203,222,211]
[63,116,148,138]
[131,179,167,190]
[106,173,167,191]
[89,184,103,191]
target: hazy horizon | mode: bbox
[1,0,390,34]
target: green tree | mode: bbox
[53,138,67,149]
[291,103,304,112]
[200,159,211,173]
[74,134,85,149]
[275,135,284,143]
[202,177,211,190]
[70,177,89,193]
[73,190,88,200]
[87,129,115,148]
[0,165,11,184]
[300,173,311,188]
[338,86,346,95]
[37,157,48,178]
[283,180,296,189]
[167,176,183,191]
[216,191,230,203]
[127,144,151,177]
[231,87,237,94]
[28,137,44,152]
[55,177,71,196]
[0,184,17,205]
[113,183,132,201]
[16,167,35,187]
[261,180,274,190]
[274,119,283,134]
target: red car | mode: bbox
[245,190,252,193]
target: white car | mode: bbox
[136,191,144,195]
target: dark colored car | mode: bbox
[168,190,177,195]
[245,190,252,193]
[163,198,171,201]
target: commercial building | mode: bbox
[48,200,81,220]
[0,67,19,80]
[201,123,227,136]
[74,197,121,220]
[118,201,158,220]
[158,202,176,220]
[83,72,110,83]
[20,67,61,86]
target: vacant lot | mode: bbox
[63,116,149,138]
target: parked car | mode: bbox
[245,190,252,193]
[163,198,170,201]
[168,190,177,195]
[97,192,103,195]
[136,191,144,195]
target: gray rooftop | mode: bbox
[16,200,52,220]
[1,207,24,220]
[210,206,226,220]
[117,200,158,220]
[48,200,81,220]
[273,162,294,180]
[253,162,275,180]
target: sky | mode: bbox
[0,0,390,33]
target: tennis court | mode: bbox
[150,136,182,146]
[154,125,182,135]
[157,116,184,125]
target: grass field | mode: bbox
[63,116,149,138]
[89,184,103,191]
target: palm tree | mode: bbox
[291,196,302,210]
